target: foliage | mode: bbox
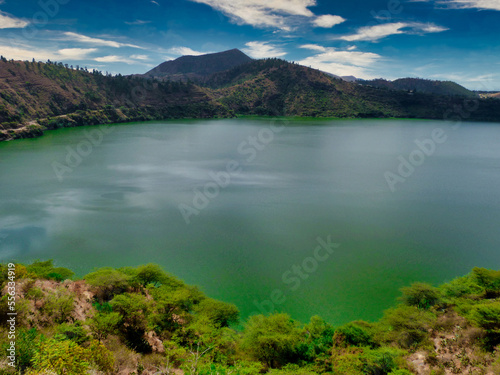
[84,267,131,301]
[41,286,75,324]
[87,312,122,341]
[399,282,442,310]
[330,347,406,375]
[25,260,73,280]
[333,321,377,348]
[30,338,91,375]
[242,313,302,368]
[56,322,89,344]
[377,305,436,349]
[471,301,500,348]
[27,337,114,375]
[195,298,240,328]
[13,328,40,371]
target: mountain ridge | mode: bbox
[140,48,253,82]
[1,52,500,142]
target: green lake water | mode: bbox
[1,118,500,324]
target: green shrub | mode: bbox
[25,260,73,280]
[42,287,74,324]
[242,313,302,368]
[84,268,131,301]
[471,301,500,348]
[377,305,435,349]
[56,322,89,344]
[333,321,377,348]
[439,275,483,300]
[88,312,122,341]
[399,282,442,310]
[195,298,240,328]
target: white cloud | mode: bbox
[61,32,142,49]
[297,46,381,78]
[300,44,327,52]
[130,54,150,60]
[440,0,500,10]
[94,55,125,63]
[188,0,316,29]
[0,11,28,29]
[56,48,98,60]
[167,47,207,56]
[125,20,152,25]
[339,22,448,42]
[313,14,346,28]
[242,41,287,58]
[0,45,95,61]
[151,0,160,5]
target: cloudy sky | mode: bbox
[0,0,499,89]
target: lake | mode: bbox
[1,118,500,325]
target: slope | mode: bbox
[0,59,229,141]
[141,48,253,82]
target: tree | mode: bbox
[135,263,173,287]
[88,312,122,342]
[242,313,302,368]
[195,298,239,328]
[399,282,441,310]
[42,286,75,324]
[84,268,131,301]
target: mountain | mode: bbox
[358,77,477,97]
[204,58,499,119]
[141,48,253,82]
[1,54,500,142]
[0,58,229,141]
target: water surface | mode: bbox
[1,118,500,324]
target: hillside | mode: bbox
[141,49,253,82]
[1,55,500,142]
[206,59,499,120]
[0,58,229,141]
[2,261,500,375]
[358,77,477,98]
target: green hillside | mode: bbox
[2,261,500,374]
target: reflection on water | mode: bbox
[0,118,500,324]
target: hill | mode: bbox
[0,58,229,141]
[2,261,500,375]
[205,58,499,119]
[358,77,477,98]
[141,48,253,82]
[1,55,500,142]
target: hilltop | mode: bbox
[358,78,478,98]
[141,49,253,82]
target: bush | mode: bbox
[333,321,377,348]
[84,268,131,301]
[331,347,405,375]
[29,338,114,375]
[377,305,435,348]
[88,312,122,341]
[242,313,302,368]
[56,322,89,344]
[195,298,240,328]
[25,260,73,280]
[471,301,500,348]
[439,275,483,300]
[399,282,442,310]
[41,287,74,324]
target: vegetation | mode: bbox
[2,54,500,142]
[2,261,500,374]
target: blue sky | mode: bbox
[0,0,499,90]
